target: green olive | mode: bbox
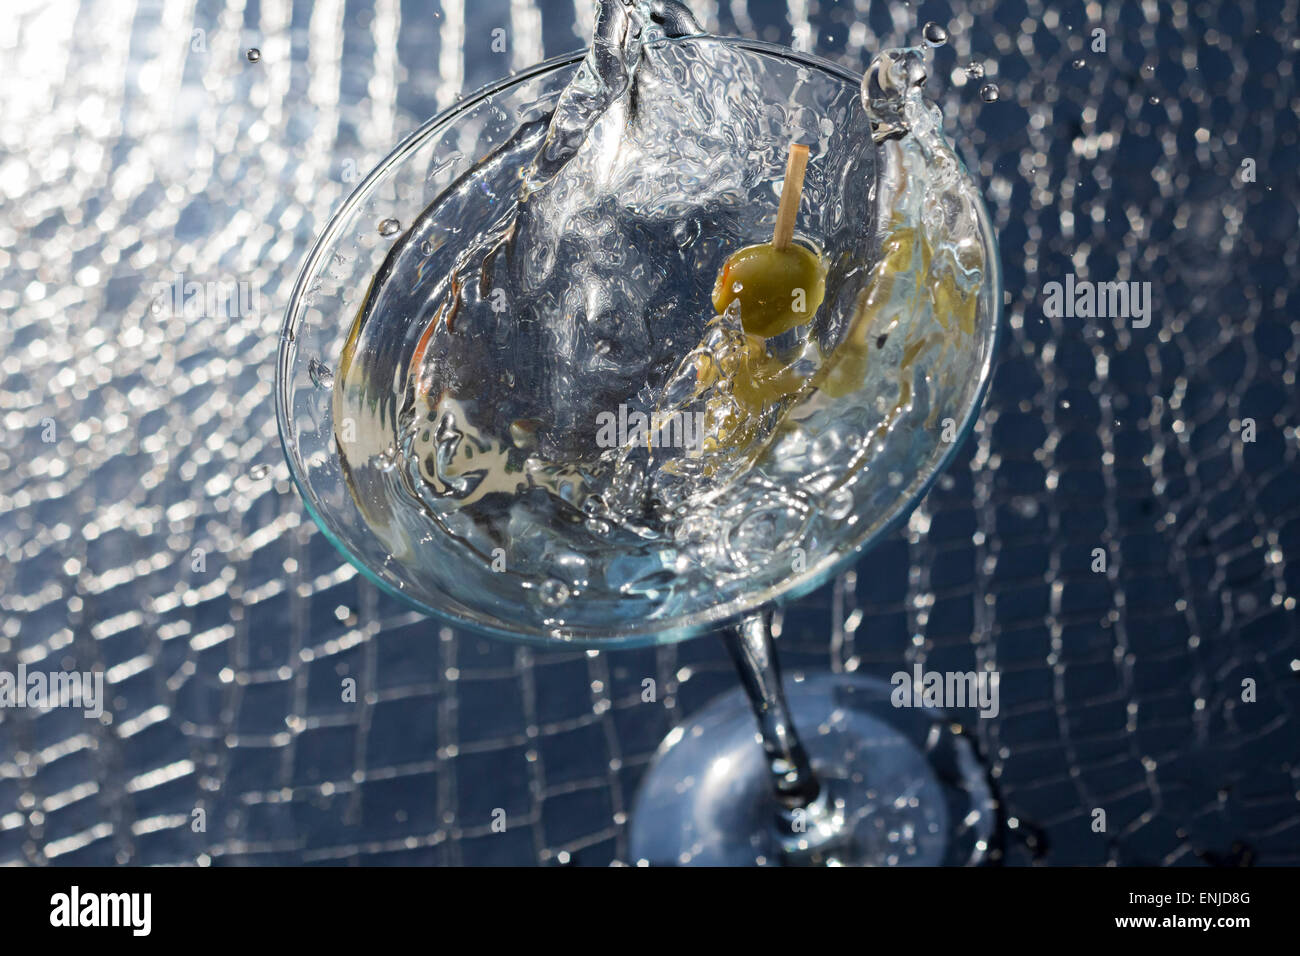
[712,242,827,338]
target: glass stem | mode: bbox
[722,607,821,811]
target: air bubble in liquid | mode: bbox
[826,488,855,521]
[540,578,571,606]
[979,83,1000,102]
[246,48,261,63]
[308,358,334,389]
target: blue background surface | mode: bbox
[0,0,1297,865]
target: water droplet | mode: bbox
[964,62,985,80]
[1141,63,1155,77]
[1072,58,1086,69]
[539,578,570,607]
[308,357,334,389]
[378,218,402,237]
[979,83,1000,103]
[1148,95,1161,105]
[922,21,949,47]
[249,464,271,480]
[246,48,261,63]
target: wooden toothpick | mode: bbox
[772,143,810,251]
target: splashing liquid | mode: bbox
[331,3,992,636]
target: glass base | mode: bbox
[629,673,997,866]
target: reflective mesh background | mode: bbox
[1,0,1297,866]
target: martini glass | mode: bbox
[277,18,1002,865]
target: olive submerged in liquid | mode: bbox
[711,242,827,337]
